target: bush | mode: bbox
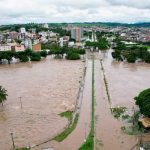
[144,53,150,63]
[40,50,47,57]
[134,88,150,117]
[66,51,80,60]
[31,52,41,61]
[20,55,29,62]
[127,53,137,63]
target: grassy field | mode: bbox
[53,112,79,142]
[16,148,30,150]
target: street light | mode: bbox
[19,97,22,109]
[10,132,15,150]
[84,122,87,142]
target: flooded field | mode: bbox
[95,50,150,150]
[0,56,84,150]
[103,50,150,109]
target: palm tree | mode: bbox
[0,86,8,106]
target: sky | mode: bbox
[0,0,150,24]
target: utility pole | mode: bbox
[19,97,22,109]
[84,122,87,141]
[10,132,15,150]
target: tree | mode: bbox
[0,86,8,106]
[3,51,14,64]
[134,88,150,117]
[111,50,123,61]
[30,52,41,61]
[40,50,47,58]
[66,51,80,60]
[127,52,137,63]
[144,53,150,63]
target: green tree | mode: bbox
[0,86,8,106]
[66,51,80,60]
[40,50,47,58]
[127,52,137,63]
[134,88,150,117]
[3,51,14,64]
[31,52,41,61]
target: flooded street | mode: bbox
[0,56,84,150]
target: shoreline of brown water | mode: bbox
[0,56,84,150]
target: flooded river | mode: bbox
[95,50,150,150]
[1,50,150,150]
[0,56,84,150]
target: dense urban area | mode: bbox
[0,22,150,150]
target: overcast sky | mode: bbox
[0,0,150,24]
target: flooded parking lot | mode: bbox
[0,56,84,150]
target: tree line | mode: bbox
[112,42,150,63]
[0,49,47,64]
[0,46,85,64]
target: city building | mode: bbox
[24,38,32,49]
[59,36,70,47]
[11,44,25,52]
[42,23,49,29]
[0,44,11,51]
[71,27,83,42]
[9,31,19,40]
[32,43,41,52]
[20,27,26,34]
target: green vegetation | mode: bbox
[85,39,108,50]
[0,86,8,106]
[111,107,127,119]
[53,113,79,142]
[79,57,95,150]
[121,111,144,135]
[134,88,150,117]
[0,49,47,64]
[66,52,80,60]
[16,148,30,150]
[59,111,73,122]
[30,52,41,61]
[112,43,150,63]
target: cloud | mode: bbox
[106,0,150,9]
[0,0,149,24]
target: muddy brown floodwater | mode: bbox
[0,56,84,150]
[95,50,150,150]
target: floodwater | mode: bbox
[0,56,84,150]
[95,50,150,150]
[36,57,92,150]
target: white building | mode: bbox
[0,44,11,51]
[59,38,64,47]
[20,27,26,34]
[43,23,49,29]
[68,41,75,47]
[24,38,32,50]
